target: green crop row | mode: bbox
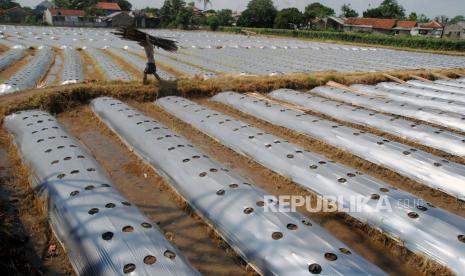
[219,27,465,52]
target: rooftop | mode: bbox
[396,20,417,29]
[345,18,397,30]
[50,8,86,17]
[421,20,444,29]
[95,2,121,11]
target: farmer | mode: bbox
[140,34,161,84]
[113,27,177,83]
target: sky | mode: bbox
[16,0,465,18]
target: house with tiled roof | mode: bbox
[44,8,86,25]
[393,20,417,35]
[422,20,444,29]
[411,20,444,38]
[343,18,423,36]
[343,18,397,34]
[95,2,122,16]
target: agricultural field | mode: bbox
[1,25,465,94]
[1,25,465,276]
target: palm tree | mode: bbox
[197,0,211,10]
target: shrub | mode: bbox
[207,16,220,31]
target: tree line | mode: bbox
[52,0,133,16]
[152,0,231,30]
[0,0,41,24]
[2,0,464,29]
[236,0,464,29]
[148,0,465,30]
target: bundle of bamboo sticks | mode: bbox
[113,27,178,52]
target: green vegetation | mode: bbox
[237,0,277,28]
[216,9,234,26]
[274,8,304,29]
[230,0,464,33]
[449,15,465,24]
[207,15,220,31]
[53,0,132,11]
[235,1,339,29]
[407,12,418,21]
[303,2,335,20]
[159,0,203,28]
[53,0,132,15]
[341,4,358,18]
[0,3,42,25]
[220,26,465,51]
[363,0,405,19]
[0,0,19,9]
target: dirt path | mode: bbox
[134,102,441,275]
[58,107,250,276]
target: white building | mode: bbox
[44,8,86,26]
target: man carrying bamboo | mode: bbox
[140,34,161,84]
[113,27,178,84]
